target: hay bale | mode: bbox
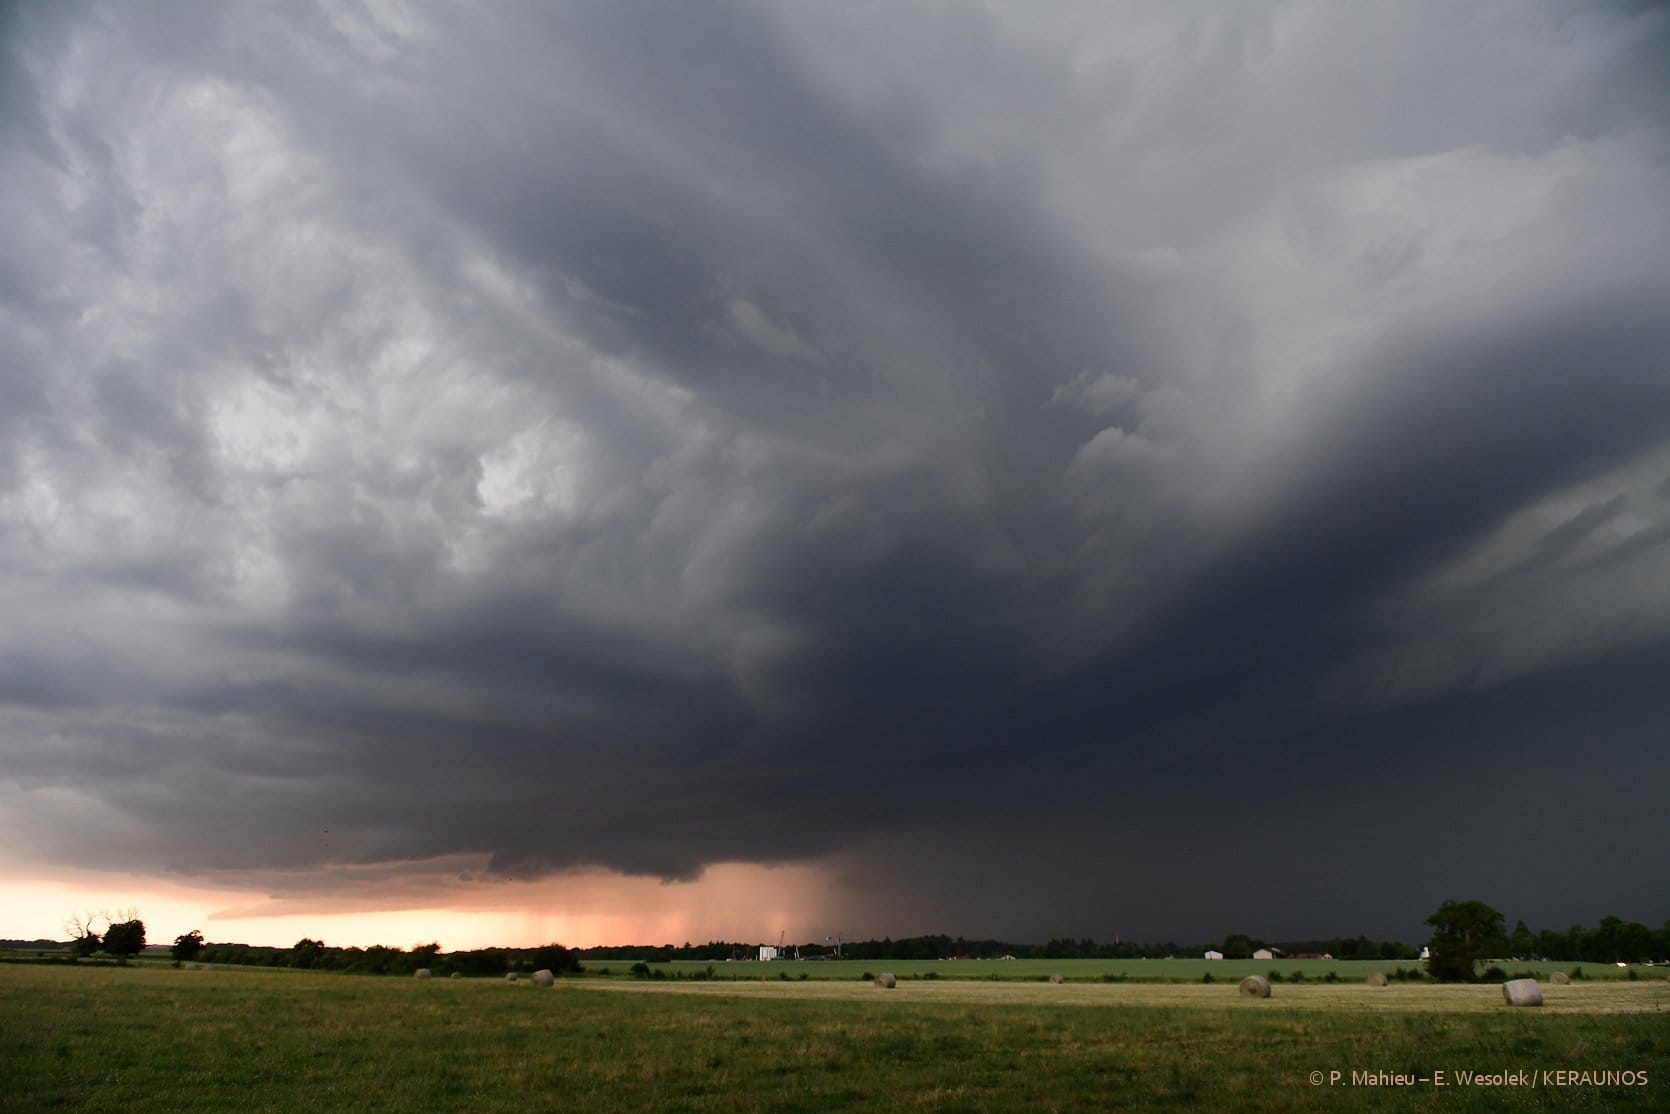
[1550,972,1570,985]
[1502,979,1542,1007]
[1049,974,1064,984]
[414,969,432,980]
[875,972,897,989]
[450,971,462,980]
[531,969,556,987]
[505,972,519,983]
[1238,975,1272,998]
[1366,973,1389,987]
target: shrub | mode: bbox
[630,962,651,979]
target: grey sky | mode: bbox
[3,0,1669,943]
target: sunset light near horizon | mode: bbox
[4,861,841,952]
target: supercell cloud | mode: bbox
[3,0,1669,941]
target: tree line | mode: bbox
[186,939,582,977]
[45,907,1667,977]
[1424,900,1668,981]
[570,915,1669,966]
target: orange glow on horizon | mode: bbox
[0,860,846,951]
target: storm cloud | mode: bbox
[4,0,1669,942]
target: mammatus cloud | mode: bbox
[3,0,1668,942]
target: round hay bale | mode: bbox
[1238,975,1272,998]
[1366,973,1389,987]
[1049,974,1064,984]
[875,972,897,989]
[505,972,519,983]
[531,969,556,987]
[450,971,462,980]
[1502,978,1542,1007]
[414,968,432,980]
[1550,971,1570,985]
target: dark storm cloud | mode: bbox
[3,0,1669,939]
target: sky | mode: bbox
[3,0,1669,952]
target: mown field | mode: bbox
[2,963,1665,1112]
[626,956,1664,984]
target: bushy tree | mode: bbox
[103,918,147,960]
[171,930,205,965]
[290,938,326,968]
[1424,900,1505,982]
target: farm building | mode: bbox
[1252,949,1274,961]
[1204,950,1224,960]
[758,946,779,962]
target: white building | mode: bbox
[758,946,779,962]
[1252,948,1274,961]
[1204,950,1224,960]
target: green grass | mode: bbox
[2,964,1664,1111]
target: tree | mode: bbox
[1220,933,1258,959]
[64,912,102,959]
[1424,900,1505,982]
[103,918,147,960]
[290,938,326,969]
[1508,919,1535,959]
[530,943,581,976]
[171,930,205,965]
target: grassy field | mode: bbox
[2,963,1665,1111]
